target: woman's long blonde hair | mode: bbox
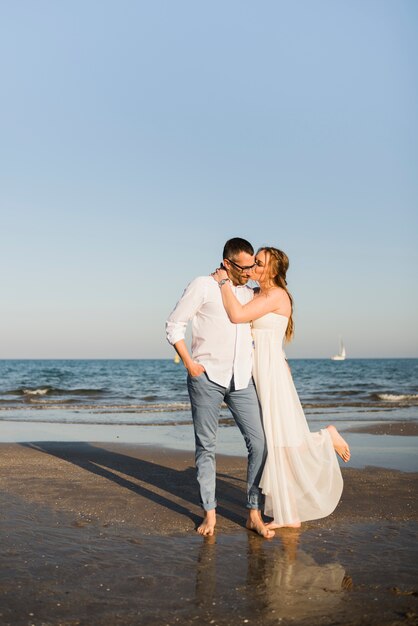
[258,246,294,342]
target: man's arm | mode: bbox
[166,277,206,377]
[173,339,205,377]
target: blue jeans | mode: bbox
[187,372,266,511]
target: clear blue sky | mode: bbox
[1,1,417,358]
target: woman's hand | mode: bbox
[211,267,229,283]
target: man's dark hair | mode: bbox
[223,238,254,261]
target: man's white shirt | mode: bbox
[166,276,254,390]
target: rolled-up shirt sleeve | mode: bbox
[166,277,206,346]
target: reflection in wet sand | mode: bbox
[248,529,350,621]
[194,529,351,623]
[195,534,217,608]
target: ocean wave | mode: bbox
[0,400,408,414]
[307,390,364,397]
[301,402,394,410]
[3,387,107,397]
[0,415,192,426]
[23,388,51,396]
[1,393,417,412]
[0,402,192,413]
[375,393,418,403]
[0,415,235,427]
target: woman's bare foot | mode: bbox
[265,520,301,529]
[246,510,275,539]
[197,509,216,536]
[327,425,351,462]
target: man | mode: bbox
[166,238,273,538]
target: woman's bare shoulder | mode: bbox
[269,287,287,299]
[253,287,282,299]
[268,287,291,311]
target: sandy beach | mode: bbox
[1,437,417,626]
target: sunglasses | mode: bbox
[225,259,256,272]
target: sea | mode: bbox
[0,358,417,428]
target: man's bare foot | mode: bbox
[246,510,275,539]
[197,509,216,536]
[326,425,351,462]
[265,520,301,529]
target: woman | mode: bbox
[213,247,350,529]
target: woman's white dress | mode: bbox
[252,313,343,525]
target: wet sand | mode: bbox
[345,420,418,436]
[1,442,417,625]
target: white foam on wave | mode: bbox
[377,393,418,402]
[0,401,191,412]
[23,388,50,396]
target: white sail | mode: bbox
[331,337,346,361]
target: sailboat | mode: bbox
[173,353,181,364]
[331,336,346,361]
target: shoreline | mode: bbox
[1,418,418,473]
[1,442,417,625]
[345,420,418,436]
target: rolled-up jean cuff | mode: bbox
[246,494,263,510]
[202,500,217,512]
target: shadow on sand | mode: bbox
[21,441,249,529]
